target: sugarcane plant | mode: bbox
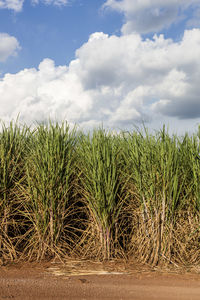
[76,129,126,260]
[122,126,185,265]
[0,121,28,261]
[19,121,77,260]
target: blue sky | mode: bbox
[0,0,123,73]
[1,0,200,134]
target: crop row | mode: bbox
[0,121,199,266]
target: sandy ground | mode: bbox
[0,260,200,300]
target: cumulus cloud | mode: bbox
[1,29,200,128]
[0,33,20,62]
[103,0,200,34]
[0,59,92,125]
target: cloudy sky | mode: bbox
[1,0,200,134]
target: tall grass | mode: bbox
[122,126,200,265]
[121,128,180,264]
[76,129,127,259]
[18,122,77,260]
[0,120,199,266]
[0,121,28,262]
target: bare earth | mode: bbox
[0,260,200,300]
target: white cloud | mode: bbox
[45,0,68,6]
[1,29,200,129]
[32,0,68,7]
[0,58,92,125]
[0,33,20,62]
[103,0,200,34]
[0,0,68,11]
[0,0,24,12]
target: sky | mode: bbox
[1,0,200,134]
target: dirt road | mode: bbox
[0,261,200,300]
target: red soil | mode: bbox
[0,261,200,300]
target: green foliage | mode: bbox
[0,121,28,260]
[0,121,199,265]
[19,121,77,260]
[76,129,126,259]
